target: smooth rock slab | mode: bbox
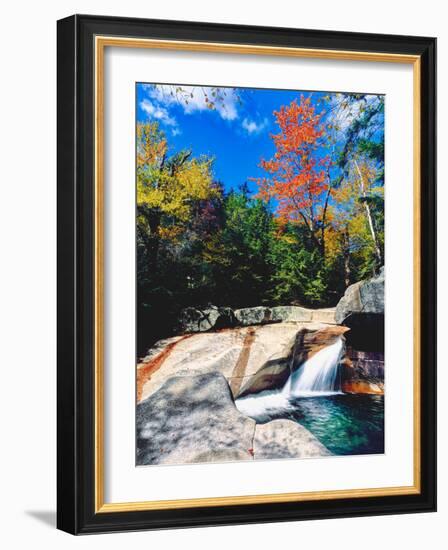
[138,323,327,402]
[137,372,256,466]
[254,419,331,460]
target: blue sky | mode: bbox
[136,84,384,198]
[136,83,330,194]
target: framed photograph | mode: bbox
[57,14,436,534]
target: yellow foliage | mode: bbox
[325,155,383,260]
[137,122,167,168]
[136,122,217,236]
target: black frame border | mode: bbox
[57,14,436,535]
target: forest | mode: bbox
[136,89,384,355]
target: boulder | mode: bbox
[234,306,273,326]
[234,306,336,326]
[137,372,256,465]
[271,306,313,323]
[335,268,384,351]
[253,419,331,459]
[335,268,384,323]
[137,372,332,466]
[178,305,236,333]
[178,304,337,331]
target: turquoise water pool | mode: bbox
[253,393,385,456]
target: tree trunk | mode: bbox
[320,172,333,260]
[343,228,351,287]
[353,159,382,266]
[137,206,162,272]
[299,211,323,255]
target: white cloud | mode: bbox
[139,98,178,128]
[242,117,268,135]
[143,84,239,121]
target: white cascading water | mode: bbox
[235,337,344,421]
[283,337,343,397]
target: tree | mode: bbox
[136,122,219,353]
[254,96,332,257]
[202,188,274,307]
[267,224,329,306]
[137,121,217,265]
[135,92,386,355]
[326,157,384,286]
[333,95,385,270]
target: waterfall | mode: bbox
[283,337,343,397]
[235,337,344,421]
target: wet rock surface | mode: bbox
[137,322,349,402]
[136,301,383,466]
[341,349,384,394]
[138,323,314,402]
[237,325,349,398]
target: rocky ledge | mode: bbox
[137,322,349,403]
[137,270,385,466]
[178,304,336,333]
[137,372,330,466]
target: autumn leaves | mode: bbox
[135,91,384,353]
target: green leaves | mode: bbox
[267,227,329,306]
[136,97,385,355]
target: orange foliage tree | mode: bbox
[254,96,332,256]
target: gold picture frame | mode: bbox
[57,15,436,534]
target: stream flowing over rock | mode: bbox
[137,322,349,403]
[236,325,349,398]
[139,323,300,402]
[137,296,384,466]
